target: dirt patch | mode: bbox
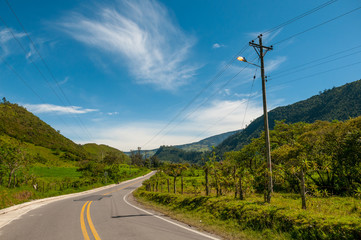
[13,191,33,201]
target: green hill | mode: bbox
[0,100,87,160]
[154,146,203,164]
[217,79,361,154]
[83,143,129,163]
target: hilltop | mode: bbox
[0,99,87,161]
[217,79,361,154]
[0,99,128,164]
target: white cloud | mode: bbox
[212,43,224,49]
[60,0,198,90]
[0,28,26,57]
[266,56,287,72]
[189,99,263,130]
[58,76,69,85]
[107,112,119,116]
[23,103,98,114]
[65,98,264,151]
[246,28,283,44]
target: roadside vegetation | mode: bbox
[135,116,361,239]
[0,99,150,209]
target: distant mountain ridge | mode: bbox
[125,130,241,156]
[176,130,241,152]
[217,79,361,154]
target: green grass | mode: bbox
[134,189,361,240]
[30,166,81,179]
[0,167,150,210]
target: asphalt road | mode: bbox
[0,172,219,240]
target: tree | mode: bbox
[0,140,31,187]
[163,163,188,194]
[203,148,217,196]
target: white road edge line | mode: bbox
[123,189,220,240]
[0,171,155,230]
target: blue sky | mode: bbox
[0,0,360,151]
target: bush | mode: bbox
[136,190,361,240]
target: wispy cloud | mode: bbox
[59,0,198,90]
[0,27,26,57]
[58,76,69,85]
[68,98,264,151]
[266,56,287,72]
[246,28,283,44]
[212,43,224,49]
[189,99,263,130]
[23,103,98,114]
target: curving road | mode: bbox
[0,172,219,240]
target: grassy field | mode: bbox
[134,170,361,240]
[30,166,81,179]
[0,166,150,209]
[135,190,361,240]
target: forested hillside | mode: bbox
[154,146,203,164]
[0,99,87,159]
[83,143,130,163]
[176,130,240,152]
[217,79,361,154]
[0,99,148,209]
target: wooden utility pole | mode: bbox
[249,34,273,203]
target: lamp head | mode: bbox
[237,56,247,62]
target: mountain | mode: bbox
[217,79,361,154]
[176,130,240,152]
[125,130,240,158]
[153,146,204,164]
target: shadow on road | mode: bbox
[73,195,112,201]
[111,214,151,218]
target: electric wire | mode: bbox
[262,0,338,35]
[162,53,258,140]
[271,49,361,79]
[269,60,361,87]
[143,4,361,149]
[165,2,358,149]
[141,44,250,149]
[0,8,94,141]
[272,6,361,46]
[188,68,258,144]
[0,56,86,141]
[0,56,46,103]
[270,44,361,78]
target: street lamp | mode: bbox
[237,34,273,203]
[236,56,260,68]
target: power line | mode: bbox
[271,49,361,79]
[1,2,94,141]
[270,44,361,77]
[0,56,86,141]
[0,16,93,141]
[188,69,258,145]
[272,6,361,46]
[270,60,361,87]
[162,53,257,140]
[0,56,46,103]
[141,44,250,149]
[262,0,338,35]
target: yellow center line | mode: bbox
[87,201,101,240]
[80,201,90,240]
[79,177,147,239]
